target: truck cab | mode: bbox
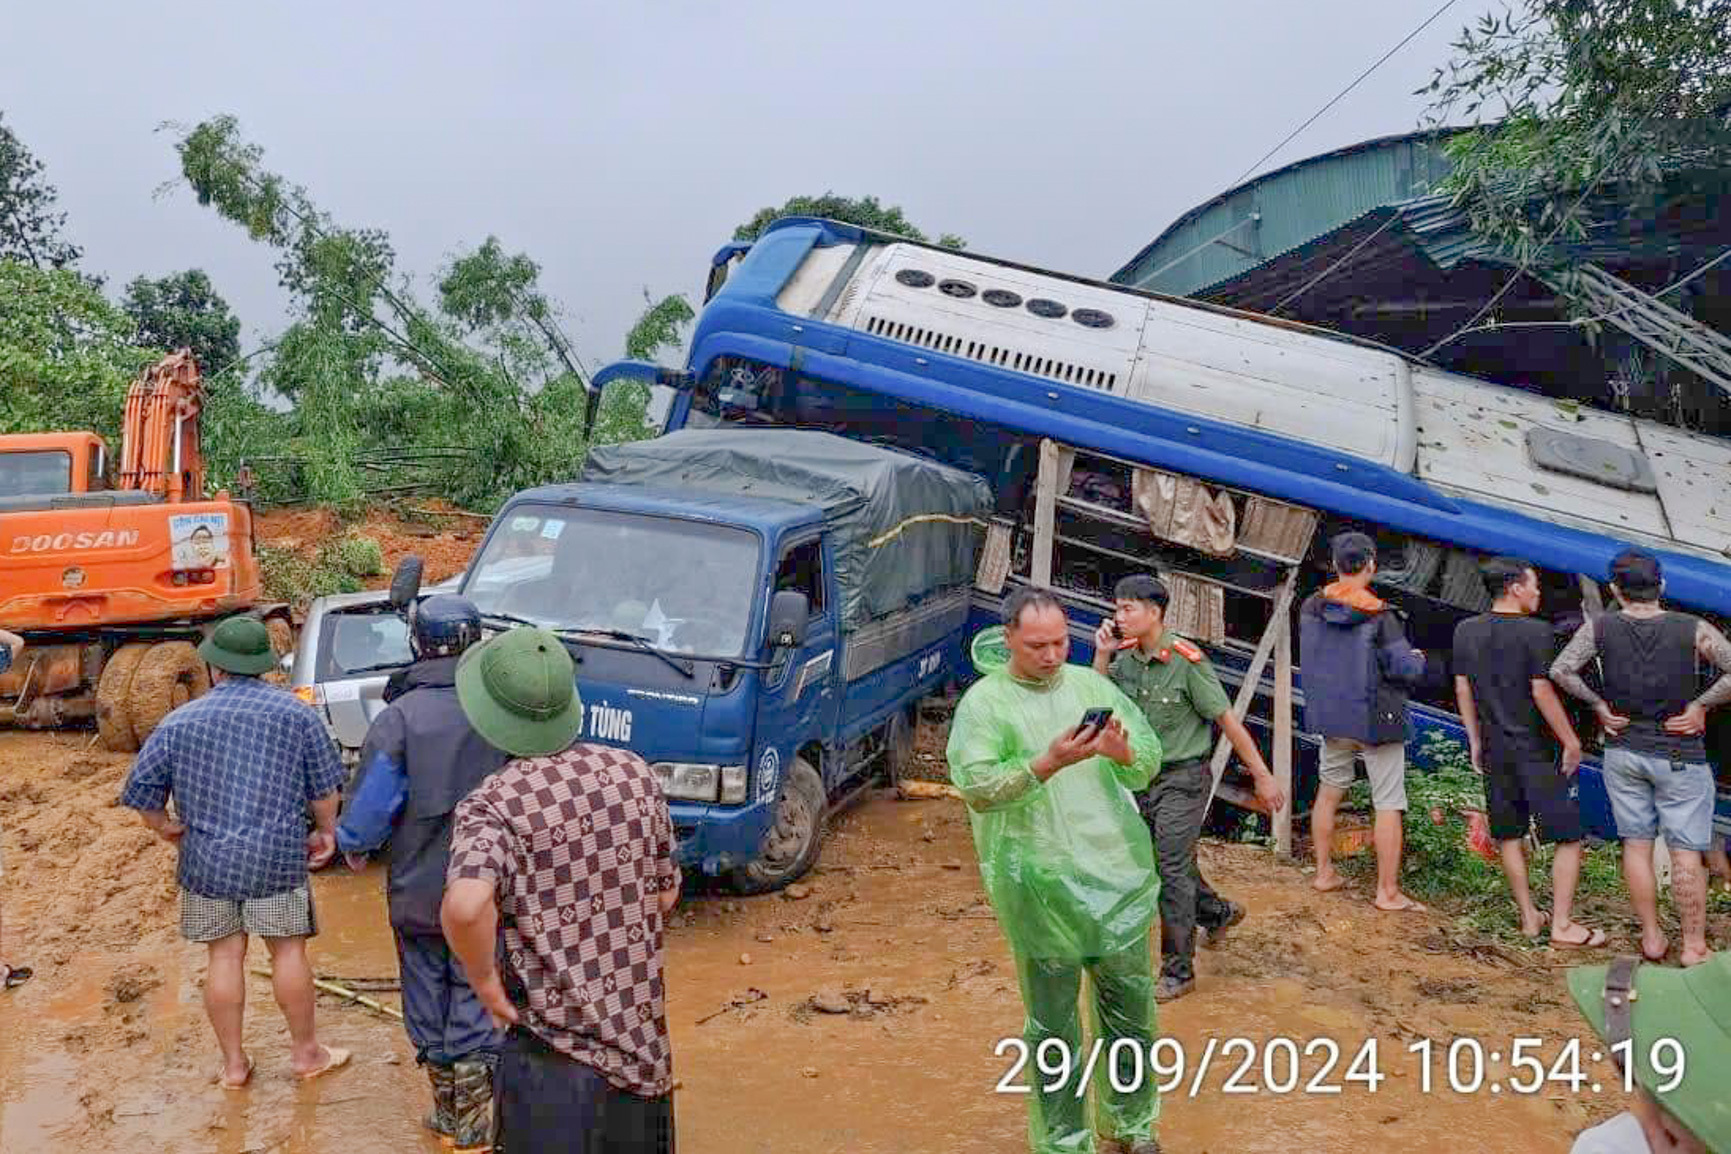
[456,428,988,892]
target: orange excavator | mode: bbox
[0,350,291,751]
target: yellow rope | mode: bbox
[867,514,988,549]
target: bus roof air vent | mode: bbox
[1027,298,1067,319]
[983,289,1022,308]
[895,269,935,289]
[1072,308,1115,329]
[938,279,977,299]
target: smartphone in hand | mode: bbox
[1074,706,1113,740]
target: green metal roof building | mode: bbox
[1110,128,1731,433]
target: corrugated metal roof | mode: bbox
[1111,129,1469,293]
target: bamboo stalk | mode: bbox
[250,968,403,1021]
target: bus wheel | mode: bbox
[95,642,152,752]
[726,757,825,895]
[128,642,212,746]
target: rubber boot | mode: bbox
[424,1063,456,1146]
[450,1057,497,1154]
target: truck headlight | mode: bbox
[653,763,748,803]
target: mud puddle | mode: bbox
[3,730,1628,1152]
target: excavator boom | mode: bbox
[118,349,206,501]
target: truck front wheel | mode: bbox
[726,757,825,895]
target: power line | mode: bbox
[1227,0,1463,190]
[1269,212,1404,315]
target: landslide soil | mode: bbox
[0,512,1709,1152]
[2,722,1676,1154]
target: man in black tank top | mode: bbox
[1552,549,1731,968]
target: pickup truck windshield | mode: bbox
[0,450,72,498]
[318,608,414,681]
[465,504,762,658]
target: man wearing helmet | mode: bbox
[337,595,511,1153]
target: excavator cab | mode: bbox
[0,433,109,505]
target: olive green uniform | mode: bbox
[1107,632,1236,984]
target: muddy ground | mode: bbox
[1,720,1662,1154]
[0,505,1701,1151]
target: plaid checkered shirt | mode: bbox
[119,677,347,901]
[448,743,678,1097]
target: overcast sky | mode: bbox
[3,1,1467,373]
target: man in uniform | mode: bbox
[337,595,511,1152]
[948,588,1166,1154]
[1093,574,1286,1002]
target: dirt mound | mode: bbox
[255,500,483,591]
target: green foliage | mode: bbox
[1341,732,1627,941]
[168,115,652,513]
[0,112,82,270]
[0,259,156,441]
[624,292,695,364]
[733,193,966,249]
[121,269,242,374]
[1424,0,1731,271]
[325,534,385,579]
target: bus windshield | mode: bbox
[464,504,762,658]
[0,450,72,498]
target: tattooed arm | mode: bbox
[1550,619,1629,737]
[1693,621,1731,711]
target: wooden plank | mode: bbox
[1031,440,1071,587]
[1206,565,1300,805]
[1272,612,1294,860]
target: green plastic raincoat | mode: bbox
[947,626,1164,960]
[947,626,1164,1154]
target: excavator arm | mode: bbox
[118,350,206,502]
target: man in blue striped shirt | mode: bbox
[120,616,352,1088]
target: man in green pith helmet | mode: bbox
[947,587,1166,1154]
[1564,950,1731,1153]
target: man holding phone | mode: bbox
[947,588,1166,1154]
[1093,574,1286,1002]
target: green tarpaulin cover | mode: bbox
[581,428,993,630]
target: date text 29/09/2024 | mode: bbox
[992,1036,1687,1098]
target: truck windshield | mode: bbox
[0,451,72,498]
[465,504,762,658]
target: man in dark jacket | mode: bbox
[337,595,510,1151]
[1299,533,1429,913]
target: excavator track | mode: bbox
[94,642,153,753]
[127,642,211,748]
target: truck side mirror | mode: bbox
[388,555,424,610]
[767,590,810,650]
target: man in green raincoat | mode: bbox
[947,588,1165,1154]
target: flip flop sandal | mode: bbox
[1523,912,1552,940]
[297,1046,353,1082]
[1,965,32,990]
[216,1057,255,1091]
[1374,898,1427,913]
[1550,927,1608,950]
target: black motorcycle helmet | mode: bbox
[412,594,483,659]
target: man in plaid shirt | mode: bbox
[442,627,680,1153]
[119,617,352,1088]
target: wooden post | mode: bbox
[1272,611,1294,860]
[1206,566,1300,804]
[1031,439,1068,587]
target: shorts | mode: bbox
[1319,738,1407,811]
[180,886,318,943]
[1482,746,1583,844]
[1601,748,1715,852]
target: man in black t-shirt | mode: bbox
[1453,557,1605,948]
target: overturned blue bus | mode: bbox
[591,216,1731,858]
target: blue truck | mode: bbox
[446,427,991,892]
